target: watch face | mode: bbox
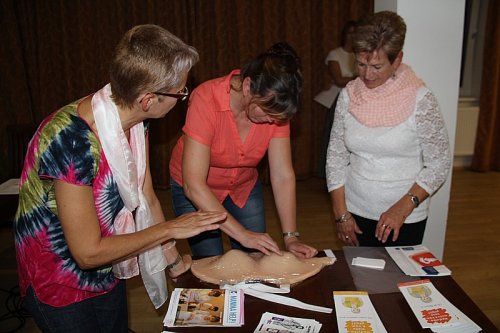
[410,195,419,207]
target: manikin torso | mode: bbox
[191,249,334,285]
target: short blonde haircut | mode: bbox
[109,24,199,108]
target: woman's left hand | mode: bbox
[284,238,318,259]
[376,200,412,243]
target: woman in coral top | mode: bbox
[326,11,451,247]
[169,43,317,258]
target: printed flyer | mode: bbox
[163,288,244,327]
[398,279,481,333]
[254,312,322,333]
[386,245,451,276]
[333,291,387,333]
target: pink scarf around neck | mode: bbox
[347,64,424,128]
[92,84,168,309]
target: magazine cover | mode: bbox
[163,288,244,327]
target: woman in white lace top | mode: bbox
[325,11,451,247]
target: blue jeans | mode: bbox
[170,179,266,256]
[23,280,128,333]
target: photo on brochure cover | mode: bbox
[163,288,244,327]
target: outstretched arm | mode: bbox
[55,179,225,270]
[181,135,281,255]
[268,137,318,258]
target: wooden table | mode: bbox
[164,251,499,332]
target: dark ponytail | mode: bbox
[241,42,303,121]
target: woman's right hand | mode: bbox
[239,230,282,256]
[166,211,227,240]
[337,216,362,246]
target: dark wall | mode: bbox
[0,0,373,186]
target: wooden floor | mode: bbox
[1,169,499,332]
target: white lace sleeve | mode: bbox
[326,89,349,192]
[415,90,452,195]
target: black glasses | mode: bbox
[153,86,189,101]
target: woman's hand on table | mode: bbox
[284,238,318,259]
[239,230,282,256]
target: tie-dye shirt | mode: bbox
[14,99,126,307]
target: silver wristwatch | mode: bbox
[407,192,420,208]
[282,231,300,238]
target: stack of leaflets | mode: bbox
[163,288,244,327]
[254,312,322,333]
[333,291,387,333]
[386,245,452,276]
[398,280,481,333]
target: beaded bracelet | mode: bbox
[335,212,352,224]
[282,231,300,239]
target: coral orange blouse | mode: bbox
[169,70,289,208]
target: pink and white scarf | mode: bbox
[347,63,424,127]
[92,84,168,309]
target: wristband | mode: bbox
[166,254,182,270]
